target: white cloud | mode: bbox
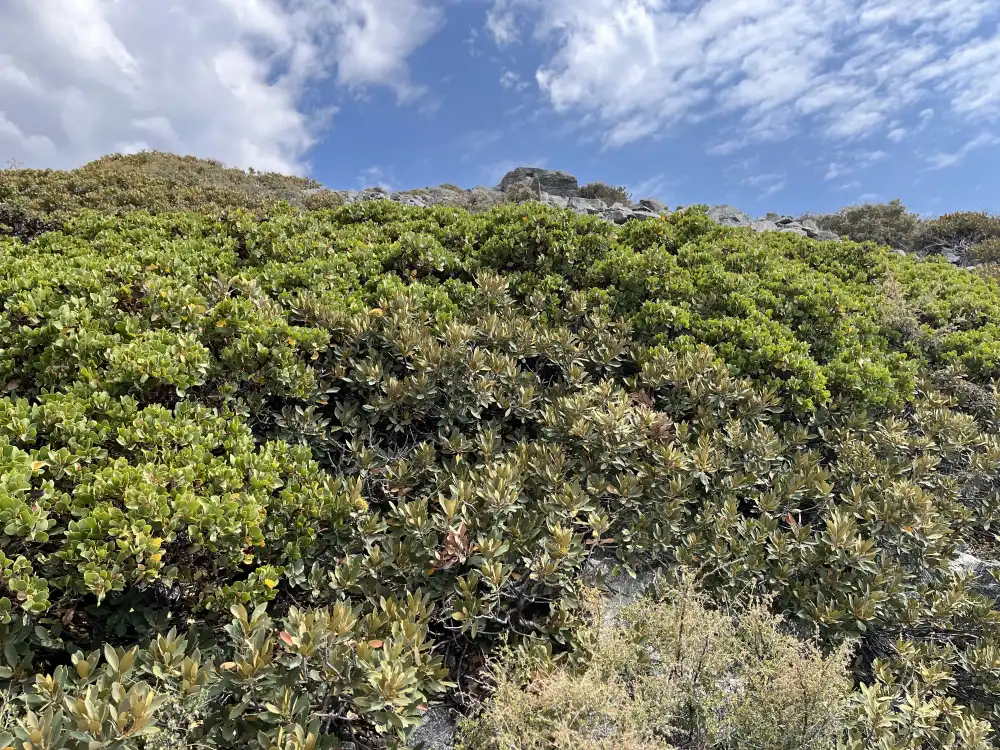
[628,173,676,202]
[925,132,998,169]
[0,0,442,173]
[744,172,786,198]
[357,165,396,191]
[500,70,531,91]
[489,0,1000,153]
[823,148,887,181]
[486,0,521,46]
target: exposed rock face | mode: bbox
[310,167,931,253]
[707,205,753,227]
[638,197,668,214]
[568,196,608,214]
[408,706,458,750]
[951,552,1000,602]
[499,167,580,198]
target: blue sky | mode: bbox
[1,0,998,217]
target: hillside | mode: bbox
[0,153,999,750]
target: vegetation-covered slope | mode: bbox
[0,152,325,222]
[0,156,999,749]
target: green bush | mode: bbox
[811,199,920,250]
[0,177,998,747]
[501,181,539,204]
[913,211,1000,260]
[301,190,345,211]
[579,182,632,206]
[458,583,855,750]
[971,238,1000,265]
[0,152,321,218]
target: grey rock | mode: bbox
[568,196,608,214]
[798,218,820,233]
[342,189,389,204]
[774,216,796,225]
[540,192,569,209]
[499,167,580,198]
[944,249,962,264]
[627,208,661,221]
[707,204,753,227]
[751,219,779,232]
[603,206,633,224]
[638,197,668,214]
[399,187,456,205]
[581,556,661,630]
[951,552,1000,602]
[390,193,427,207]
[813,229,840,241]
[408,706,457,750]
[778,225,808,237]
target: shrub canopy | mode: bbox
[0,185,998,748]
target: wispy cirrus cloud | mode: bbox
[486,0,1000,161]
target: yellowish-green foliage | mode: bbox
[457,585,855,750]
[501,180,540,204]
[914,211,1000,258]
[0,151,321,218]
[0,155,998,748]
[811,199,921,250]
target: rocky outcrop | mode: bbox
[318,168,855,244]
[499,167,580,198]
[707,205,753,227]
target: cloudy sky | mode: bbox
[1,0,998,216]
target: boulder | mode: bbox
[540,193,569,209]
[751,219,779,232]
[638,197,668,214]
[707,205,753,227]
[408,705,457,750]
[341,189,390,204]
[602,205,633,224]
[813,229,840,241]
[778,225,809,237]
[799,218,820,233]
[499,167,580,198]
[567,196,608,215]
[627,208,662,221]
[390,193,427,208]
[951,552,1000,602]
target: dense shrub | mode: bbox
[971,238,1000,265]
[913,211,1000,260]
[458,584,855,750]
[811,199,921,250]
[579,182,632,206]
[501,180,540,204]
[301,189,346,211]
[0,193,998,747]
[0,152,321,218]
